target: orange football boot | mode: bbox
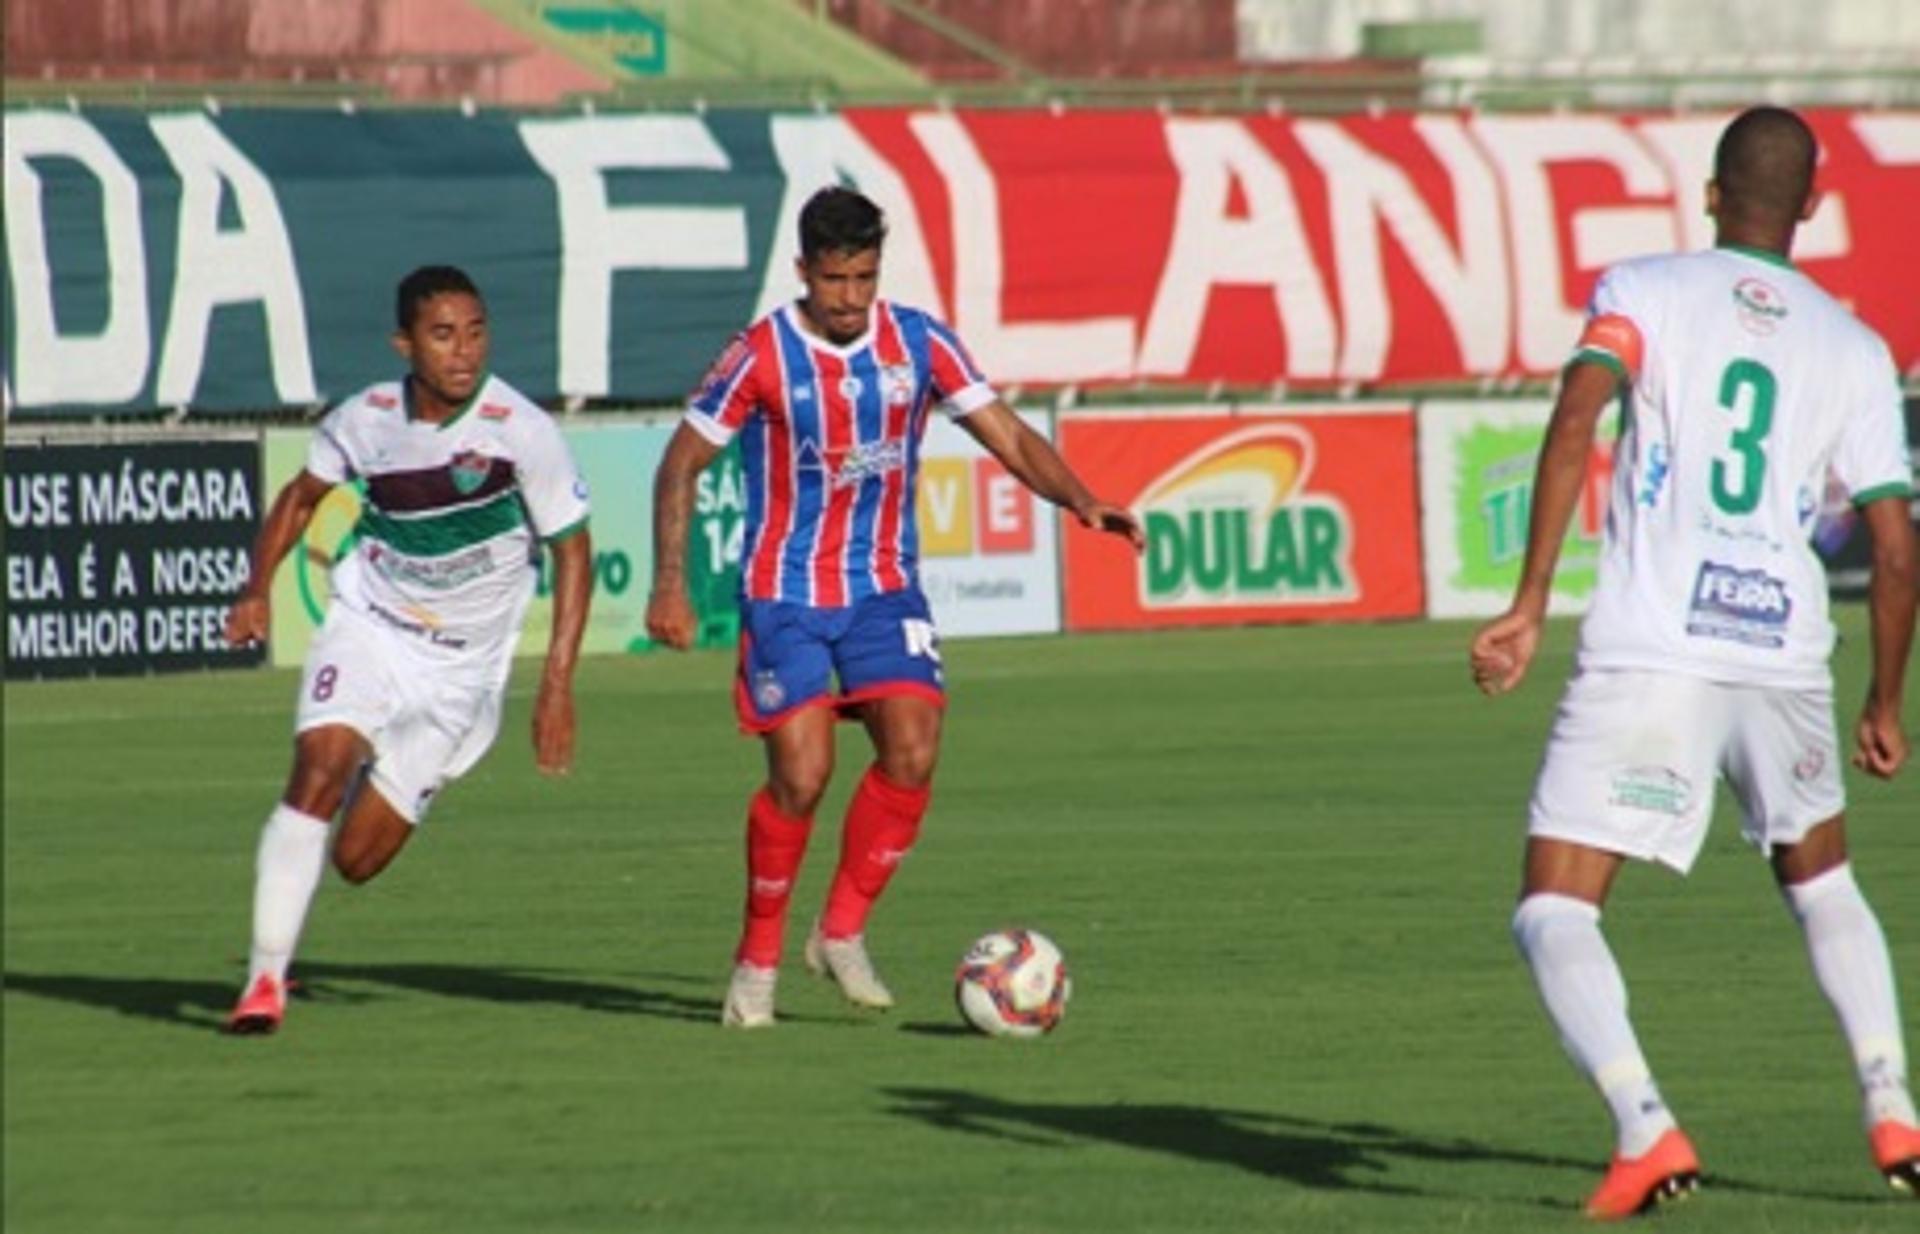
[1870,1119,1920,1196]
[224,973,286,1035]
[1584,1128,1701,1221]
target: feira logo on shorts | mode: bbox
[1136,424,1355,608]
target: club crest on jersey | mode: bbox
[882,363,915,407]
[1732,277,1788,335]
[449,450,493,495]
[838,375,864,401]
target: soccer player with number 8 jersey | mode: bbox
[1471,108,1919,1218]
[646,187,1143,1028]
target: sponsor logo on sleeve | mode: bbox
[1687,560,1792,648]
[478,402,513,421]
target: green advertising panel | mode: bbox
[263,419,742,666]
[1418,401,1618,618]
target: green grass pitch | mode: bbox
[5,611,1916,1232]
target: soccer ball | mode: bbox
[954,928,1070,1038]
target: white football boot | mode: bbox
[804,923,895,1010]
[721,963,777,1029]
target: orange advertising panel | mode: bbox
[1060,407,1423,630]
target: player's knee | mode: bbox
[768,767,832,817]
[878,743,938,790]
[332,843,384,885]
[282,767,351,821]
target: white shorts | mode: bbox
[1529,669,1844,873]
[294,605,509,824]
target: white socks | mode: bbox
[1784,862,1917,1129]
[248,804,331,986]
[1514,893,1676,1157]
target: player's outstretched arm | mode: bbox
[1470,361,1615,696]
[534,528,592,776]
[646,422,725,650]
[1854,495,1917,778]
[956,401,1144,550]
[224,470,334,648]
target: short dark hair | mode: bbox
[1713,107,1817,227]
[396,265,482,331]
[798,186,886,261]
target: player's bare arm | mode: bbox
[223,469,336,648]
[646,422,725,650]
[1854,494,1917,778]
[957,401,1144,550]
[1471,360,1617,696]
[535,528,593,775]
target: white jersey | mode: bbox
[305,375,590,660]
[1570,246,1911,688]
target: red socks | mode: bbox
[735,790,813,968]
[821,766,930,940]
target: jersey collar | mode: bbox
[1717,242,1795,271]
[404,373,491,429]
[782,301,876,356]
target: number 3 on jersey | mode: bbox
[1712,358,1776,515]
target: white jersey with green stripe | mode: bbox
[1569,245,1911,688]
[305,375,590,659]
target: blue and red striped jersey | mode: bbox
[683,300,997,607]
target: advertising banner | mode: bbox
[7,107,1916,416]
[915,410,1061,638]
[1418,399,1619,618]
[1059,406,1422,631]
[261,419,691,668]
[4,439,265,678]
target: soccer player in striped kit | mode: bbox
[222,266,593,1034]
[647,186,1142,1028]
[1472,108,1919,1217]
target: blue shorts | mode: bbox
[735,588,946,733]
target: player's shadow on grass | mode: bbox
[881,1087,1885,1211]
[294,961,727,1024]
[2,972,236,1031]
[1,964,744,1030]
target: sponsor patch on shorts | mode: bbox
[1609,765,1693,816]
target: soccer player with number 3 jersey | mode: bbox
[221,267,594,1035]
[1471,108,1919,1218]
[647,187,1143,1028]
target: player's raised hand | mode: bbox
[1076,500,1145,552]
[1852,700,1908,779]
[1470,607,1542,696]
[533,677,576,775]
[646,586,698,651]
[224,591,269,648]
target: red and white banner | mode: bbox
[835,108,1920,386]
